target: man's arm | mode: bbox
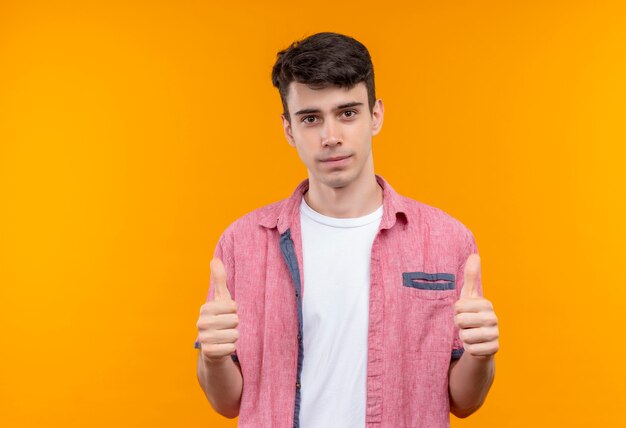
[196,351,243,418]
[449,253,499,418]
[448,353,495,418]
[195,258,243,418]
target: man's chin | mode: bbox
[318,173,353,189]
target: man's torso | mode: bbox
[202,175,480,428]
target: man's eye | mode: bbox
[302,116,318,124]
[342,110,357,118]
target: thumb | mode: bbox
[210,258,231,301]
[461,253,481,299]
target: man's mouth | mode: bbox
[320,155,351,162]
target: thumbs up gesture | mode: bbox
[453,254,499,359]
[196,258,240,365]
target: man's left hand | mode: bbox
[453,254,499,359]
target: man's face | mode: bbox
[281,81,384,190]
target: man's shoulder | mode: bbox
[398,194,473,238]
[221,197,289,237]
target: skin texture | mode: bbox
[196,259,242,419]
[449,254,499,417]
[281,81,384,218]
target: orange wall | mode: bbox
[1,1,624,427]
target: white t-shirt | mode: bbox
[299,197,383,428]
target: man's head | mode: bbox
[271,32,376,122]
[271,32,384,192]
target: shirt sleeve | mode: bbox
[194,231,239,363]
[451,228,483,360]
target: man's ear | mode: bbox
[371,99,384,136]
[281,113,296,147]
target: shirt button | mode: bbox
[296,382,301,389]
[297,334,302,341]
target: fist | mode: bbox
[453,254,499,359]
[196,258,240,365]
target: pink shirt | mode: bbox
[196,175,482,427]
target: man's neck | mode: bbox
[303,173,383,219]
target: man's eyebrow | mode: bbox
[294,102,364,116]
[294,108,320,116]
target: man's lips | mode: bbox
[320,155,352,162]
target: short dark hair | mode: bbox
[271,32,376,122]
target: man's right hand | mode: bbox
[196,258,239,365]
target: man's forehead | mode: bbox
[286,81,368,110]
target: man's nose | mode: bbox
[321,119,342,147]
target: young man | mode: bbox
[195,32,499,427]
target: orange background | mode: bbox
[1,1,625,427]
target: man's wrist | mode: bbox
[203,354,234,370]
[463,352,495,364]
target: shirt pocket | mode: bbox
[402,271,456,300]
